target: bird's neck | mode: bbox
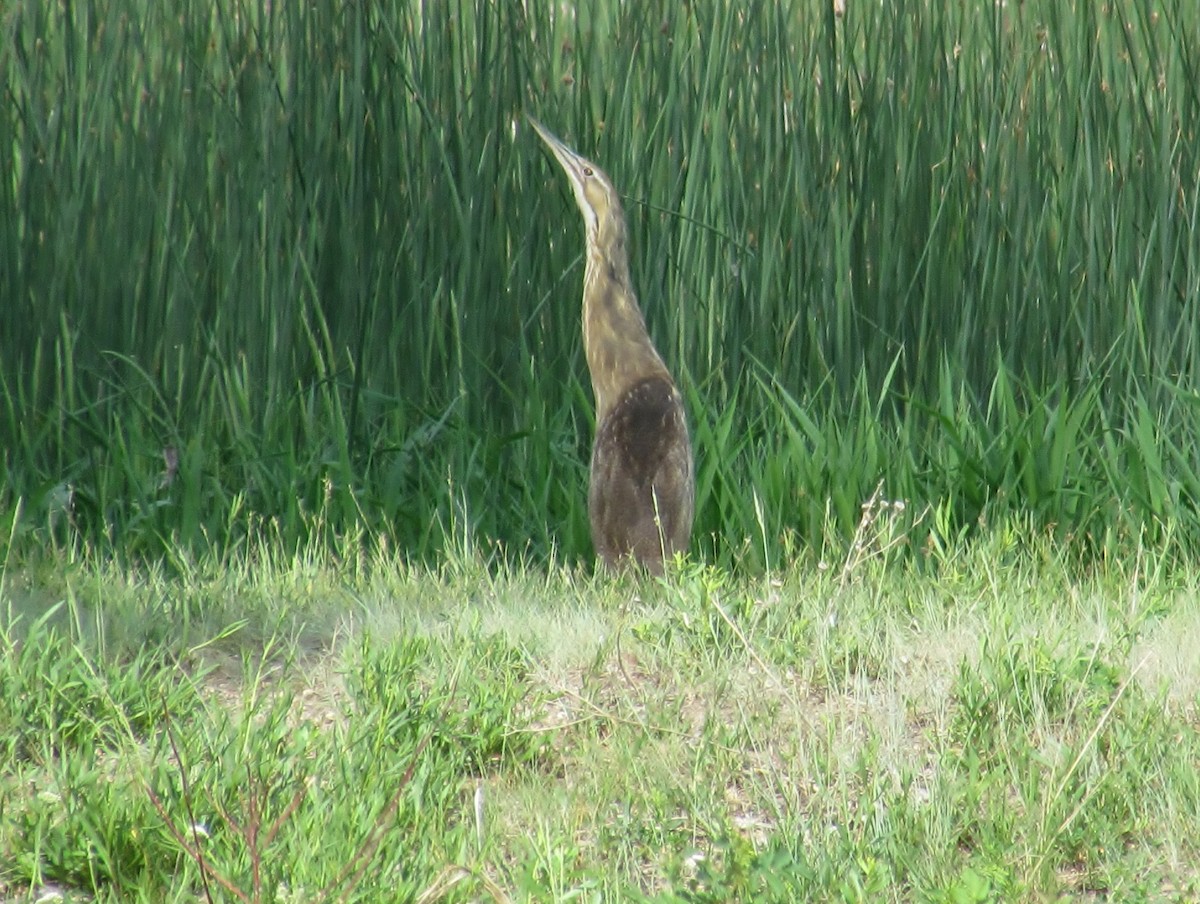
[582,249,671,423]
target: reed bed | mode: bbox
[2,0,1198,568]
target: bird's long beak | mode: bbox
[527,115,590,189]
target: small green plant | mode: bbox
[940,865,998,904]
[9,744,182,893]
[346,632,546,774]
[0,603,197,764]
[656,833,815,902]
[949,635,1127,764]
[0,602,203,895]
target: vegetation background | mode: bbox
[3,0,1198,569]
[2,0,1200,901]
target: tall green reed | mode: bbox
[1,0,1197,568]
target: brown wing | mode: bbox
[589,375,694,574]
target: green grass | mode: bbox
[3,2,1200,899]
[2,0,1199,567]
[2,530,1199,901]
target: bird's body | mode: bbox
[530,117,693,574]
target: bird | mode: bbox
[529,116,694,575]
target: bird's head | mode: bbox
[528,116,624,245]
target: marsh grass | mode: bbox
[2,0,1198,567]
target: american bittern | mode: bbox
[529,116,694,574]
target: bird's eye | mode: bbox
[583,167,594,177]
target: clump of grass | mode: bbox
[144,678,440,904]
[0,598,204,894]
[0,608,537,900]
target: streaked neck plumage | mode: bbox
[580,197,670,422]
[528,116,674,422]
